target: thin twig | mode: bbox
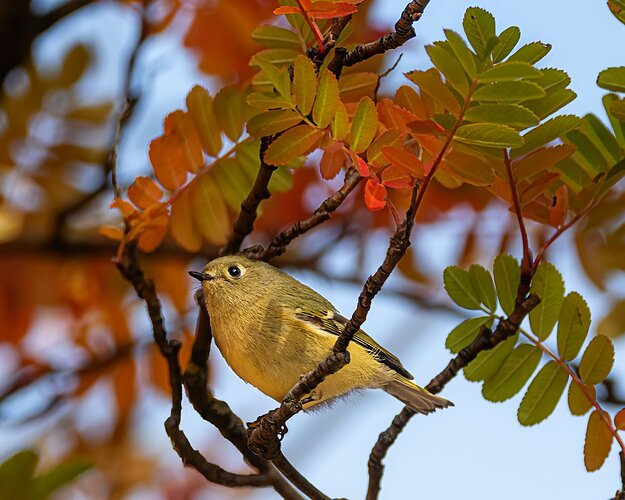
[244,168,362,261]
[116,245,268,488]
[329,0,430,75]
[247,183,420,462]
[183,292,302,500]
[220,138,276,255]
[365,292,540,500]
[503,150,531,273]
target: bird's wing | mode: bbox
[293,308,414,380]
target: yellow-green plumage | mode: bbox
[195,256,452,414]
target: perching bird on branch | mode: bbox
[189,256,452,414]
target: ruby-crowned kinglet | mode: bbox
[189,256,452,414]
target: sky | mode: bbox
[3,0,624,499]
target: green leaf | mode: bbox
[331,101,349,140]
[264,124,323,165]
[568,381,595,416]
[349,97,378,154]
[507,42,551,64]
[469,264,497,311]
[443,266,481,310]
[246,109,302,137]
[523,88,577,121]
[464,333,518,381]
[514,144,576,181]
[581,114,621,163]
[584,410,613,472]
[292,55,317,116]
[367,130,404,167]
[482,343,542,402]
[405,69,461,113]
[191,175,230,245]
[565,129,609,174]
[446,316,492,353]
[339,72,379,102]
[426,43,470,95]
[443,150,495,186]
[492,26,521,62]
[493,254,520,316]
[512,115,582,157]
[29,458,91,500]
[529,261,565,340]
[534,68,571,92]
[465,104,539,129]
[518,361,568,425]
[462,7,496,59]
[250,55,292,101]
[313,69,340,129]
[557,292,591,361]
[252,25,300,49]
[473,81,546,102]
[603,94,625,145]
[443,29,477,79]
[0,449,38,500]
[579,335,615,385]
[251,48,298,67]
[214,85,245,142]
[246,91,291,110]
[455,123,523,147]
[481,62,542,83]
[186,86,222,157]
[597,67,625,92]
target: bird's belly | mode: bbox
[211,315,395,405]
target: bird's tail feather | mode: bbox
[384,377,453,414]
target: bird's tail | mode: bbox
[384,377,453,414]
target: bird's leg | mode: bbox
[300,388,323,406]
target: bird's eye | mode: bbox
[227,265,241,278]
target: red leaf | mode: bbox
[408,119,446,135]
[381,165,413,189]
[364,178,387,211]
[273,6,302,15]
[348,149,370,177]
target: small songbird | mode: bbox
[189,256,452,414]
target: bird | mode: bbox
[189,255,452,414]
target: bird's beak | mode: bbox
[188,270,212,282]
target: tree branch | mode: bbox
[183,292,303,499]
[365,293,540,500]
[329,0,430,75]
[220,137,277,255]
[244,168,362,261]
[247,183,420,464]
[115,244,271,488]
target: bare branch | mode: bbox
[366,293,541,499]
[244,168,362,261]
[247,183,420,463]
[221,138,277,255]
[329,0,430,75]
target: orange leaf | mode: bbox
[111,198,136,218]
[584,410,613,471]
[408,120,446,136]
[377,98,418,131]
[348,149,370,177]
[149,134,189,191]
[549,184,568,227]
[320,141,347,180]
[128,176,163,210]
[364,178,387,211]
[394,85,428,120]
[273,6,302,15]
[615,408,625,430]
[99,225,123,241]
[137,215,169,253]
[381,146,425,178]
[170,188,203,252]
[163,111,204,173]
[381,165,413,189]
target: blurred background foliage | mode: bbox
[0,0,624,498]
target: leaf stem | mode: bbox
[296,0,325,54]
[503,150,532,273]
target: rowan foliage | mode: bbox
[1,0,625,498]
